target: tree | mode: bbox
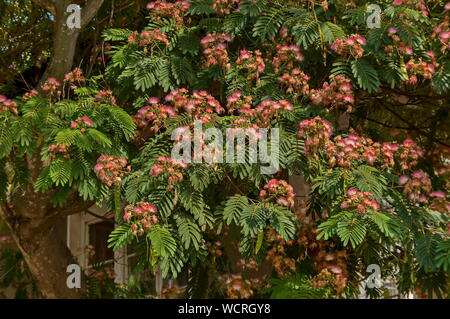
[1,0,449,299]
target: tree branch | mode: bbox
[31,0,56,15]
[350,113,431,130]
[380,101,450,147]
[81,0,105,28]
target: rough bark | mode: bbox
[0,194,94,298]
[1,0,105,298]
[37,0,105,86]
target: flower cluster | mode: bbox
[226,91,254,116]
[295,214,349,293]
[212,0,240,15]
[280,68,310,97]
[133,97,177,132]
[255,99,293,127]
[206,240,224,257]
[123,202,158,235]
[392,0,429,16]
[326,134,375,168]
[235,50,265,82]
[237,258,259,272]
[259,179,295,208]
[201,33,233,69]
[385,28,414,56]
[340,188,380,213]
[95,90,117,105]
[161,285,185,299]
[217,274,260,299]
[405,58,439,84]
[324,133,424,170]
[165,88,224,118]
[21,89,39,102]
[94,155,130,187]
[272,44,304,74]
[48,144,70,161]
[0,95,18,115]
[312,268,347,294]
[399,170,432,203]
[310,75,354,112]
[63,68,86,89]
[396,138,424,170]
[70,116,94,132]
[429,146,450,186]
[172,125,225,164]
[42,77,61,98]
[128,29,170,52]
[331,34,366,58]
[266,228,297,277]
[431,19,449,53]
[87,267,115,282]
[228,117,261,143]
[150,156,188,184]
[297,116,333,157]
[429,190,450,214]
[146,1,191,27]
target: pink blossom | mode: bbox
[430,191,446,198]
[399,175,409,185]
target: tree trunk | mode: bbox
[37,0,105,86]
[0,199,89,299]
[14,219,84,298]
[0,0,105,298]
[39,0,79,86]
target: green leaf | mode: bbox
[34,167,52,192]
[255,230,264,254]
[187,0,214,15]
[108,225,133,250]
[416,233,439,272]
[175,214,203,250]
[435,239,450,272]
[351,58,380,93]
[102,28,132,41]
[321,22,346,43]
[222,195,250,225]
[252,7,285,41]
[368,210,394,238]
[86,129,112,148]
[336,215,366,248]
[49,157,72,186]
[148,225,177,258]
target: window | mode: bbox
[88,221,114,265]
[67,205,188,293]
[67,206,131,284]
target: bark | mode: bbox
[37,0,105,86]
[0,195,94,298]
[1,0,105,298]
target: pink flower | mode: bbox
[150,165,164,176]
[388,27,398,35]
[399,175,409,185]
[439,32,450,40]
[80,116,93,127]
[430,191,446,198]
[347,188,357,196]
[148,97,160,104]
[392,0,403,6]
[276,197,289,207]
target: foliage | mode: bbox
[1,0,449,299]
